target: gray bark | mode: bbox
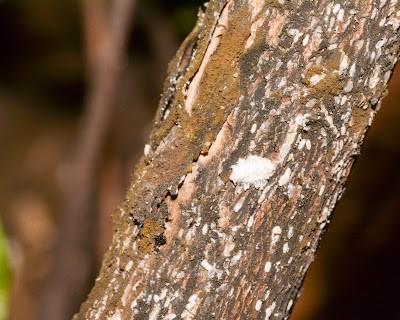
[75,1,400,319]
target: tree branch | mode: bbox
[75,1,400,319]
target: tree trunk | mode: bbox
[75,1,400,319]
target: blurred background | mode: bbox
[0,1,399,319]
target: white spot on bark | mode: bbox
[287,183,295,198]
[144,144,151,156]
[231,250,242,265]
[283,242,289,254]
[270,226,282,249]
[162,109,170,120]
[333,3,341,14]
[349,63,356,77]
[279,117,299,161]
[288,226,294,239]
[256,300,263,311]
[318,207,331,224]
[247,215,255,229]
[202,224,208,235]
[337,8,345,21]
[369,65,381,88]
[298,139,306,150]
[344,80,353,93]
[288,28,303,44]
[287,299,293,311]
[339,53,350,74]
[306,139,312,150]
[223,240,235,257]
[318,185,326,196]
[310,73,325,86]
[233,195,246,212]
[200,260,214,271]
[278,168,292,186]
[230,155,277,190]
[302,34,310,46]
[264,261,272,273]
[200,260,221,278]
[295,114,310,131]
[125,261,133,272]
[371,7,378,19]
[265,302,276,320]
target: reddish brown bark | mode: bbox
[75,1,400,319]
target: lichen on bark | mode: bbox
[75,1,400,319]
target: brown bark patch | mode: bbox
[137,218,165,254]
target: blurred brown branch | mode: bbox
[82,0,109,79]
[39,0,137,319]
[139,4,179,80]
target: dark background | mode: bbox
[0,1,399,319]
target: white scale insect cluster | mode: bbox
[230,155,277,190]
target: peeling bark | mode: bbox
[75,1,400,319]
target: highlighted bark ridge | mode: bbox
[75,1,400,319]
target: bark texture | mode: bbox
[75,1,400,319]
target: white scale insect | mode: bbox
[230,155,277,190]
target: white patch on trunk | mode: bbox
[310,73,325,86]
[287,300,293,311]
[264,261,272,273]
[339,53,349,74]
[283,242,289,253]
[369,65,381,89]
[278,168,292,186]
[144,144,151,156]
[230,155,277,190]
[270,226,282,249]
[265,302,276,320]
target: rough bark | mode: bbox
[75,1,400,319]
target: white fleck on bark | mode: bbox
[75,0,400,319]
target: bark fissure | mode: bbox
[76,1,400,319]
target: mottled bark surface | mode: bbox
[75,1,400,319]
